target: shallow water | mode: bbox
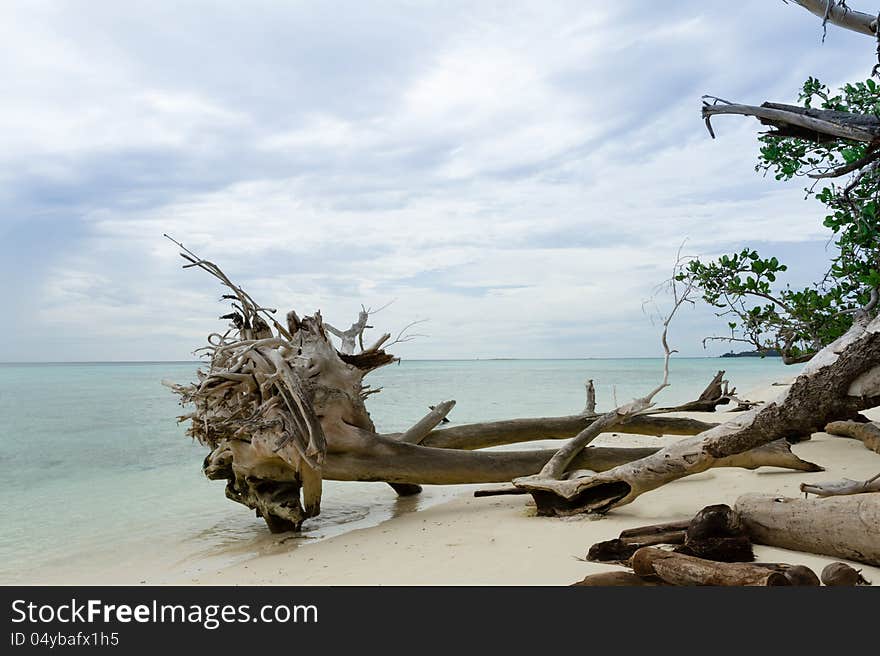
[0,357,796,583]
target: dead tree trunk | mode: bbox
[513,313,880,516]
[703,100,880,144]
[415,412,717,450]
[583,379,596,414]
[166,241,825,532]
[631,547,797,586]
[588,504,753,563]
[735,492,880,567]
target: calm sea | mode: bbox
[0,358,797,583]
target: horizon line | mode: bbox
[0,355,763,365]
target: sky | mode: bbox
[0,0,875,361]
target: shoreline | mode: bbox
[19,376,880,586]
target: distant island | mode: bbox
[721,349,781,358]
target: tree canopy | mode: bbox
[685,77,880,363]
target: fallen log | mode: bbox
[630,547,795,586]
[587,532,686,563]
[735,492,880,567]
[824,420,880,454]
[589,504,753,563]
[164,241,843,532]
[415,412,718,450]
[320,438,819,486]
[514,312,880,516]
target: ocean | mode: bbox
[0,357,798,584]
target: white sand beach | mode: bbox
[143,381,880,586]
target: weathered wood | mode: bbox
[788,0,877,37]
[416,413,718,450]
[703,101,880,143]
[589,504,753,564]
[619,519,691,539]
[571,571,665,587]
[583,379,596,414]
[651,370,732,413]
[800,474,880,497]
[824,419,880,454]
[168,243,866,532]
[325,308,370,354]
[514,313,880,516]
[674,504,754,563]
[735,492,880,567]
[587,532,687,563]
[320,439,818,486]
[783,565,822,586]
[473,487,529,497]
[398,400,456,444]
[821,562,870,586]
[631,547,795,586]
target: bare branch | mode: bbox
[785,0,877,37]
[702,99,880,143]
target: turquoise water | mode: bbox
[0,358,796,583]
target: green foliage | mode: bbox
[685,78,880,362]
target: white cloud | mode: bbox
[0,0,868,361]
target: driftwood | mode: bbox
[650,371,733,413]
[824,420,880,454]
[703,99,880,144]
[781,565,822,586]
[583,380,596,415]
[325,309,371,354]
[415,412,718,450]
[166,239,829,531]
[398,401,456,444]
[735,492,880,567]
[800,473,880,497]
[630,547,798,586]
[513,311,880,517]
[571,571,665,587]
[674,504,754,562]
[821,562,870,586]
[587,522,688,563]
[588,504,753,563]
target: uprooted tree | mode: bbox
[168,0,880,531]
[165,236,821,531]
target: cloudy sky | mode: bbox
[1,0,874,361]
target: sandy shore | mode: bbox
[164,380,880,586]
